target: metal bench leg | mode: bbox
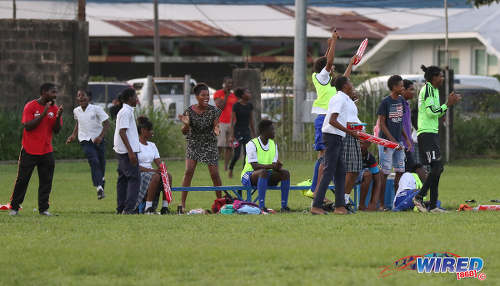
[232,190,243,201]
[246,189,253,202]
[353,184,360,211]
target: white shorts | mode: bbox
[217,122,231,147]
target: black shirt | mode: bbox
[232,102,253,134]
[362,152,378,169]
[377,95,404,142]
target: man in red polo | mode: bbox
[9,83,63,216]
[213,76,237,171]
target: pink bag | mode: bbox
[233,200,259,210]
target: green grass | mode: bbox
[1,159,500,285]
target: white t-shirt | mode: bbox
[322,91,358,137]
[138,141,160,169]
[73,104,109,142]
[315,67,330,85]
[245,137,278,164]
[396,172,417,193]
[311,67,332,115]
[113,103,140,154]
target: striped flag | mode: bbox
[353,38,368,65]
[347,123,399,149]
[160,162,173,203]
[0,204,19,211]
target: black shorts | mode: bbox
[418,133,441,164]
[405,150,417,171]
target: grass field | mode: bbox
[1,158,499,285]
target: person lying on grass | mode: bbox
[135,116,172,215]
[240,119,291,213]
[392,164,442,212]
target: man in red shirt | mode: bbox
[9,83,63,216]
[213,76,238,171]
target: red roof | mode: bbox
[269,5,392,40]
[105,20,231,37]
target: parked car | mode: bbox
[261,86,315,123]
[87,82,131,109]
[127,77,215,119]
[453,84,500,118]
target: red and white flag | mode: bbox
[353,38,368,65]
[0,203,19,211]
[160,162,173,203]
[347,123,399,149]
[357,132,399,149]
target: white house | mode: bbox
[357,4,500,76]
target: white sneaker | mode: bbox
[9,210,19,216]
[97,186,105,200]
[40,211,53,216]
[430,208,448,213]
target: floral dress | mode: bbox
[184,105,221,165]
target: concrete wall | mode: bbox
[0,19,88,110]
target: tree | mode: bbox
[469,0,500,7]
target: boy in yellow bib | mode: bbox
[241,120,291,213]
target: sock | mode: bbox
[145,201,153,209]
[310,158,321,193]
[97,185,103,191]
[281,179,290,208]
[162,200,169,208]
[257,176,269,209]
[345,194,350,204]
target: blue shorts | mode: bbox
[378,144,405,174]
[241,170,274,187]
[314,115,326,151]
[392,189,418,211]
[241,171,254,187]
[356,166,380,183]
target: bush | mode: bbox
[137,108,185,158]
[453,115,500,158]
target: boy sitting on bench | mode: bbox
[241,120,291,213]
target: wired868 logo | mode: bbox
[380,252,487,280]
[417,256,486,281]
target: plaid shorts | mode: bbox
[342,134,362,173]
[135,171,160,211]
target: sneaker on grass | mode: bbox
[412,197,428,212]
[280,206,291,213]
[160,207,170,215]
[145,207,156,215]
[97,186,105,200]
[9,210,19,216]
[40,211,52,216]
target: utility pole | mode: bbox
[77,0,86,21]
[154,0,161,77]
[293,0,307,141]
[12,0,16,20]
[444,0,450,162]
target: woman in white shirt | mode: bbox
[136,116,172,215]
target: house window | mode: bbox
[474,49,498,75]
[438,50,459,73]
[488,54,498,75]
[474,49,487,75]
